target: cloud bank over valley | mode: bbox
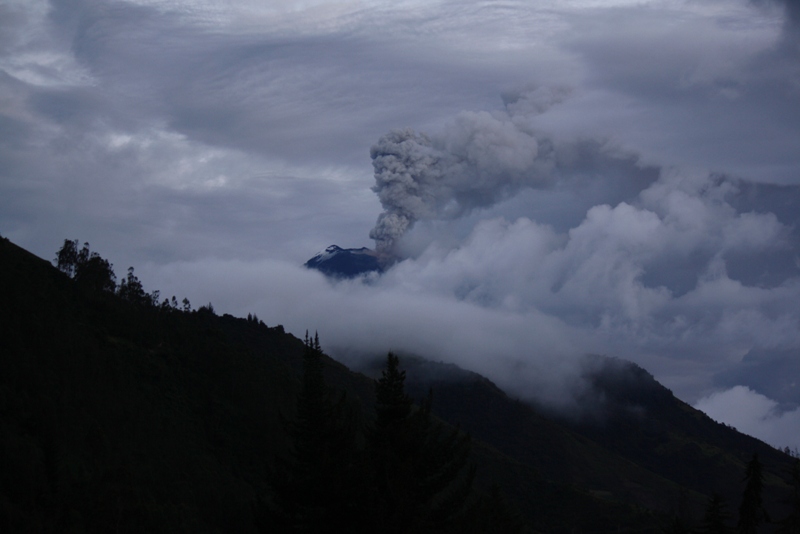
[2,0,800,448]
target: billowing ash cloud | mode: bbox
[369,129,444,252]
[370,104,548,253]
[133,84,800,445]
[368,86,664,254]
[5,0,800,448]
[349,84,800,442]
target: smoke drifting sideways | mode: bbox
[369,89,570,256]
[146,87,800,447]
[367,86,667,262]
[350,86,800,438]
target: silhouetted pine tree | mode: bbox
[738,453,770,534]
[375,352,412,429]
[369,352,476,534]
[262,332,365,533]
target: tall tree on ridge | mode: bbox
[738,453,770,534]
[263,332,364,533]
[370,352,475,533]
[55,239,116,292]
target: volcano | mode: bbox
[304,245,383,278]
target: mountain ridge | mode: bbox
[344,351,796,522]
[1,235,796,532]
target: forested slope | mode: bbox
[1,236,796,533]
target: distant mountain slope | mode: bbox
[353,353,797,527]
[0,237,657,532]
[304,245,382,278]
[0,235,796,532]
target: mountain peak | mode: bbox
[304,245,383,278]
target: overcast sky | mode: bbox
[2,0,800,449]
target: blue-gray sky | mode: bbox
[2,0,800,448]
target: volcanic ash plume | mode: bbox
[369,111,547,254]
[368,129,443,253]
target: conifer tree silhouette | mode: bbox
[263,332,364,533]
[738,453,770,534]
[369,352,475,533]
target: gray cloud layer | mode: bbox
[2,0,800,448]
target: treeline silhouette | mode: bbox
[51,239,525,530]
[256,339,526,533]
[2,237,292,531]
[663,454,800,533]
[0,237,526,532]
[54,238,195,312]
[1,235,798,533]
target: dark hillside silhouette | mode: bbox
[0,235,797,532]
[357,353,798,531]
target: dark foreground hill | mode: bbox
[1,236,797,532]
[351,354,798,528]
